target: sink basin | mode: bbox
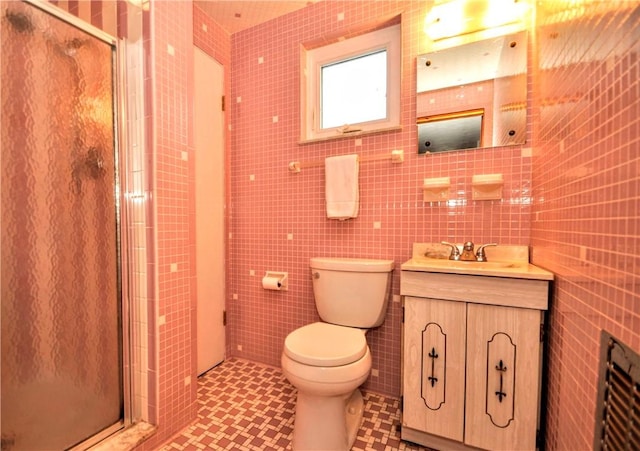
[414,258,524,270]
[401,243,554,281]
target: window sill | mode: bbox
[298,125,402,145]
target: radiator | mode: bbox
[594,331,640,450]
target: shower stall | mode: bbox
[1,1,134,449]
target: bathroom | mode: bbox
[1,0,638,450]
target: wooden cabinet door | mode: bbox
[403,297,466,442]
[465,304,541,450]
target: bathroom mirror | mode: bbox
[416,31,527,154]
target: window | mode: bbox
[300,24,401,142]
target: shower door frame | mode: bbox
[20,1,135,448]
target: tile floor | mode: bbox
[160,358,429,450]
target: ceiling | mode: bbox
[194,1,317,35]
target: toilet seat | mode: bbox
[284,322,367,367]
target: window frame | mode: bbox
[300,24,401,143]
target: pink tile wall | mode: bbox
[531,3,640,450]
[138,1,197,448]
[46,0,640,447]
[193,5,231,67]
[226,1,533,396]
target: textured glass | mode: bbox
[1,2,122,449]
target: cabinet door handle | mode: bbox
[495,359,507,402]
[428,347,439,387]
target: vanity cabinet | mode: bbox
[400,269,551,451]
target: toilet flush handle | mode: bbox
[312,271,320,279]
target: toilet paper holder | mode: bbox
[262,271,288,291]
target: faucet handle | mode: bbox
[476,243,497,262]
[441,241,461,261]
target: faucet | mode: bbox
[442,241,498,262]
[441,241,461,261]
[476,243,497,262]
[460,241,477,261]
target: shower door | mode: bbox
[1,1,124,449]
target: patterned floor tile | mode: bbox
[160,358,428,450]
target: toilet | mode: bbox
[281,257,394,450]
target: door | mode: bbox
[1,2,124,449]
[194,47,226,375]
[465,304,541,450]
[403,297,466,442]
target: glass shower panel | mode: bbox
[1,2,122,449]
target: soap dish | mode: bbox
[472,174,503,200]
[423,177,450,202]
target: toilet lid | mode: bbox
[284,322,368,367]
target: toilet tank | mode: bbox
[310,257,394,328]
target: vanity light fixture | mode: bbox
[424,0,530,42]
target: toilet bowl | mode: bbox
[282,322,372,450]
[281,257,394,450]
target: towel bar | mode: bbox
[288,149,404,173]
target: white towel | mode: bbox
[325,154,359,220]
